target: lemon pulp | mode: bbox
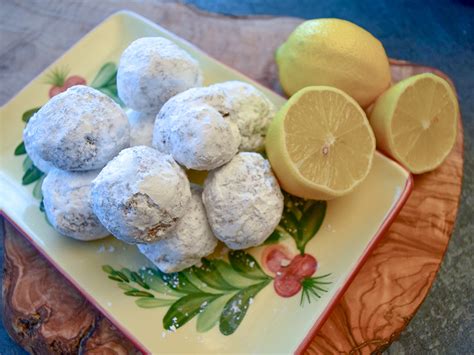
[369,73,458,174]
[266,86,375,200]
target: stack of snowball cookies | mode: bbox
[23,37,284,273]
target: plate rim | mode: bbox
[0,174,414,354]
[0,10,414,354]
[295,174,413,354]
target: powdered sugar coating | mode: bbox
[210,81,276,151]
[117,37,203,113]
[203,152,284,249]
[42,169,109,241]
[24,141,54,173]
[138,186,218,273]
[128,110,155,147]
[23,85,130,171]
[153,81,275,167]
[153,103,240,170]
[91,146,191,244]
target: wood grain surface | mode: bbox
[1,3,464,354]
[2,221,138,354]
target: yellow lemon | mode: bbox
[266,86,375,200]
[369,73,458,174]
[276,18,391,108]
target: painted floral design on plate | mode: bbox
[103,192,331,335]
[13,62,332,336]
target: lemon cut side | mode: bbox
[369,73,458,174]
[266,86,376,200]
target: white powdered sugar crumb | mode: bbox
[326,223,335,233]
[117,37,203,113]
[138,185,218,273]
[280,259,291,267]
[97,245,106,253]
[203,152,284,249]
[23,85,130,171]
[393,186,402,203]
[91,146,191,244]
[107,245,115,253]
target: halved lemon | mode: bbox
[266,86,375,200]
[369,73,458,174]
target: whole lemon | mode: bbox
[276,18,391,108]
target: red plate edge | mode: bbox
[294,172,414,354]
[1,172,413,355]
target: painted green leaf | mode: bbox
[228,251,269,281]
[102,265,114,274]
[44,66,69,86]
[91,62,117,88]
[139,268,182,296]
[107,82,117,92]
[32,176,44,200]
[284,193,305,220]
[108,275,123,282]
[22,155,33,171]
[209,260,257,289]
[97,87,123,106]
[22,107,41,123]
[192,259,237,291]
[219,281,269,335]
[300,273,331,306]
[295,201,326,254]
[264,229,283,244]
[118,282,134,291]
[302,199,316,213]
[163,293,219,331]
[280,211,299,236]
[196,293,234,333]
[22,165,43,185]
[14,141,26,155]
[120,268,132,281]
[124,289,154,297]
[184,268,222,294]
[98,86,115,98]
[159,270,202,294]
[130,271,150,289]
[106,74,117,86]
[111,270,129,283]
[136,297,175,308]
